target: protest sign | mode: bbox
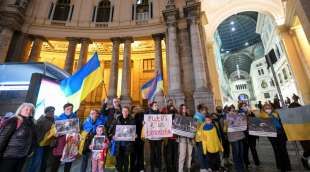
[172,115,197,138]
[227,113,247,132]
[92,136,106,151]
[144,114,172,139]
[61,133,80,162]
[114,125,136,141]
[248,117,277,137]
[55,118,80,135]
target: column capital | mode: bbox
[183,1,201,22]
[66,37,79,43]
[163,8,179,26]
[80,38,92,44]
[152,33,165,41]
[111,37,122,44]
[122,37,134,44]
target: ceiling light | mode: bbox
[245,42,249,46]
[230,21,234,25]
[226,50,230,53]
[231,27,236,31]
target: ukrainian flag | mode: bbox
[60,52,103,112]
[278,105,310,141]
[141,71,164,100]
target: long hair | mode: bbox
[14,103,35,119]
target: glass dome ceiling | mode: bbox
[218,11,261,53]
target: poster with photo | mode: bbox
[227,113,247,132]
[172,115,197,138]
[55,118,80,135]
[114,125,136,141]
[248,117,277,137]
[93,136,106,151]
[144,114,173,139]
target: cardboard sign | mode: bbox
[248,117,277,137]
[227,113,247,132]
[114,125,136,141]
[144,114,172,139]
[92,136,106,151]
[55,118,80,135]
[172,115,197,138]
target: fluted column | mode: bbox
[184,1,214,110]
[120,37,133,107]
[108,37,121,101]
[77,38,92,70]
[163,6,185,107]
[64,37,78,74]
[152,33,165,107]
[0,27,14,63]
[28,37,43,62]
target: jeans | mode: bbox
[231,140,245,172]
[244,136,260,166]
[178,142,193,172]
[149,140,162,172]
[116,145,131,172]
[165,139,178,172]
[27,147,44,172]
[268,131,291,171]
[80,152,91,172]
[205,152,221,171]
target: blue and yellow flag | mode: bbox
[141,71,163,100]
[278,105,310,141]
[60,52,103,112]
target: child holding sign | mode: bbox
[89,125,109,172]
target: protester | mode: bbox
[177,104,194,172]
[238,102,260,168]
[89,125,109,172]
[0,103,36,172]
[259,104,291,171]
[27,106,55,172]
[216,106,231,167]
[131,105,145,172]
[101,98,122,139]
[46,103,78,172]
[161,99,178,172]
[145,101,162,172]
[113,106,136,172]
[200,115,223,171]
[288,94,301,108]
[194,104,209,171]
[225,106,246,172]
[80,109,106,172]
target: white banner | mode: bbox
[144,114,173,139]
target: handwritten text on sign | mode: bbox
[144,114,172,139]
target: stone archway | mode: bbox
[199,0,286,106]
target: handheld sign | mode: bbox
[144,114,173,139]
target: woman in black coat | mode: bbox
[0,103,36,172]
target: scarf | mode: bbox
[203,123,214,131]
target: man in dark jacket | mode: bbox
[113,106,136,172]
[101,98,122,139]
[161,99,178,172]
[27,106,55,172]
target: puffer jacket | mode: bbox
[0,116,35,158]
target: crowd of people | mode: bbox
[0,96,309,172]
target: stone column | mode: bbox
[152,33,165,107]
[64,37,78,74]
[0,27,14,63]
[163,6,185,107]
[296,0,310,42]
[77,38,92,70]
[184,1,214,110]
[108,37,121,101]
[7,32,32,62]
[120,37,133,107]
[28,37,44,62]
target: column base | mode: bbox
[193,89,214,112]
[120,96,132,107]
[168,90,185,108]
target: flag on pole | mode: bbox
[60,52,103,112]
[141,71,163,100]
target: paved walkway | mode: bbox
[59,138,307,172]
